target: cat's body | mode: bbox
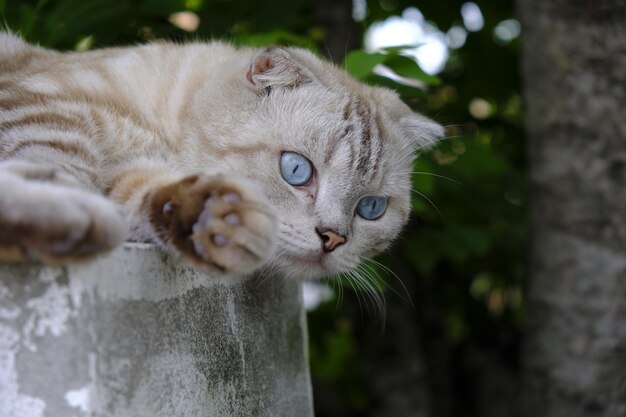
[0,32,442,279]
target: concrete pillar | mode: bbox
[0,243,313,417]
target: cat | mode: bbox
[0,32,442,280]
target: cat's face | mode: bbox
[200,48,442,279]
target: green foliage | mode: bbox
[308,306,370,411]
[343,50,387,80]
[383,53,440,85]
[336,30,526,346]
[343,48,440,91]
[233,29,318,50]
[313,2,526,414]
[2,0,313,49]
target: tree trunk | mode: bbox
[518,1,626,416]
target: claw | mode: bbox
[223,213,241,226]
[212,234,228,247]
[223,192,241,204]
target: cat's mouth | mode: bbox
[277,249,350,279]
[276,231,346,278]
[282,251,323,266]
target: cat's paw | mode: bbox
[0,164,126,264]
[149,174,277,274]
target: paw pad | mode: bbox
[190,196,242,255]
[150,174,276,274]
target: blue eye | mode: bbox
[280,152,313,186]
[356,196,388,220]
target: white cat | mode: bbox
[0,32,442,279]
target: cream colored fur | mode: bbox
[0,32,442,279]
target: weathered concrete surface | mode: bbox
[0,243,313,417]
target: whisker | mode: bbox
[352,268,381,319]
[256,250,286,289]
[330,274,344,312]
[411,187,443,219]
[393,144,420,165]
[277,235,314,252]
[414,134,465,154]
[343,271,366,319]
[327,259,391,327]
[409,171,463,185]
[362,257,414,308]
[352,264,386,324]
[322,275,339,311]
[335,276,344,312]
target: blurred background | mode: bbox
[1,1,527,416]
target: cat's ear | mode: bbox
[399,113,445,151]
[246,47,314,93]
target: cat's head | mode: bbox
[205,47,443,279]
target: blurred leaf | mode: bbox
[363,73,427,100]
[343,49,440,87]
[384,53,441,85]
[470,273,493,298]
[441,137,511,179]
[74,34,94,51]
[185,0,203,11]
[381,44,424,54]
[343,50,386,80]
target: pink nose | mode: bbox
[316,228,346,253]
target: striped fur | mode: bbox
[0,32,442,278]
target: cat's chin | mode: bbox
[270,252,355,280]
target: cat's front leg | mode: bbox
[145,174,277,274]
[0,160,126,264]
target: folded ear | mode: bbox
[246,47,314,93]
[399,113,445,151]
